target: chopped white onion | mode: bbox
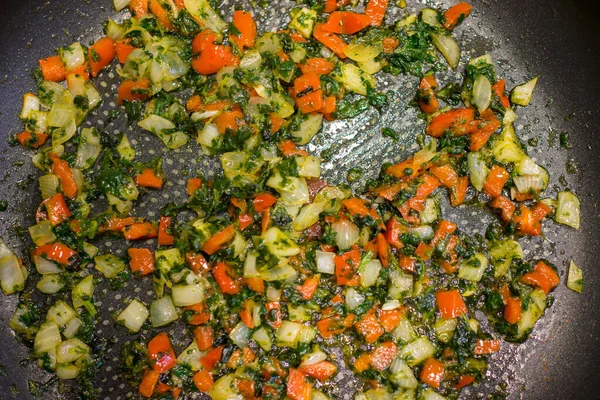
[33,321,61,355]
[34,255,62,275]
[300,347,328,367]
[171,284,204,307]
[345,288,365,310]
[359,259,381,288]
[316,250,335,275]
[56,338,90,364]
[117,299,149,333]
[150,296,179,327]
[95,254,125,279]
[229,321,251,349]
[556,191,580,230]
[63,317,82,339]
[332,219,359,250]
[36,274,64,294]
[0,255,26,294]
[47,300,76,326]
[431,33,460,69]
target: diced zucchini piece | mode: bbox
[488,239,523,277]
[398,337,436,366]
[420,8,441,28]
[332,63,376,96]
[289,7,317,38]
[510,77,538,106]
[567,260,583,293]
[344,43,382,62]
[431,33,460,69]
[184,0,227,33]
[458,253,488,282]
[555,191,580,230]
[492,123,527,163]
[290,113,323,145]
[472,75,492,112]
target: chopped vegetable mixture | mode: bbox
[1,0,583,399]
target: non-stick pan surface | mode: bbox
[0,0,599,398]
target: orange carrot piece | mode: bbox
[376,233,389,268]
[473,339,501,355]
[123,222,158,240]
[418,75,439,114]
[191,41,238,75]
[253,193,277,213]
[116,40,137,64]
[370,341,397,371]
[454,375,476,389]
[199,346,224,370]
[426,108,475,137]
[354,353,371,372]
[430,220,457,247]
[117,79,151,105]
[187,178,202,196]
[316,314,355,338]
[299,58,335,75]
[194,325,215,350]
[382,37,399,53]
[489,195,516,222]
[149,0,175,30]
[202,225,235,255]
[443,2,472,30]
[415,242,434,260]
[297,275,320,300]
[158,216,175,246]
[321,11,372,34]
[492,79,510,108]
[294,72,321,93]
[130,0,149,17]
[215,109,243,134]
[185,252,209,274]
[287,369,312,400]
[483,165,509,198]
[237,213,253,231]
[504,296,522,324]
[50,153,78,199]
[300,361,337,381]
[258,205,271,233]
[183,303,211,325]
[148,332,177,373]
[355,313,384,344]
[384,216,406,248]
[296,90,324,114]
[512,205,542,236]
[34,243,77,266]
[135,168,164,189]
[430,164,458,188]
[420,358,445,388]
[379,308,403,332]
[139,369,160,398]
[16,131,49,149]
[244,277,265,294]
[212,262,240,295]
[450,176,469,206]
[45,193,71,226]
[230,10,257,50]
[39,56,66,82]
[436,289,468,319]
[335,245,361,286]
[313,23,347,59]
[193,370,214,392]
[365,0,389,26]
[279,140,308,157]
[322,96,337,115]
[128,248,155,276]
[88,37,115,77]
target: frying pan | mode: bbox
[0,0,599,398]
